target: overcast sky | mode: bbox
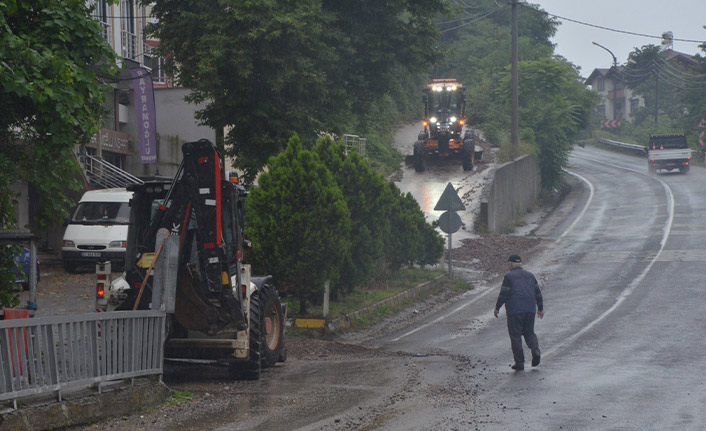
[527,1,706,77]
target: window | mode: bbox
[144,46,166,84]
[614,100,624,119]
[597,78,605,91]
[120,0,137,59]
[630,98,640,113]
[121,0,135,34]
[91,0,111,44]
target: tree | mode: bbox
[146,0,449,182]
[0,0,115,306]
[490,57,599,191]
[312,137,389,294]
[384,184,443,270]
[245,135,351,314]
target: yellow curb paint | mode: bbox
[295,318,326,329]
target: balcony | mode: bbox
[121,30,138,61]
[97,21,111,46]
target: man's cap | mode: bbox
[508,254,522,263]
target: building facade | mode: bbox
[10,2,216,251]
[584,67,644,124]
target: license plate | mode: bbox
[80,252,101,257]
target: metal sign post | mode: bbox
[435,183,465,279]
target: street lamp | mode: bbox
[592,41,618,121]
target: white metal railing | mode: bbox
[598,138,647,155]
[97,21,111,45]
[0,311,165,407]
[77,152,144,189]
[121,30,138,60]
[343,134,367,157]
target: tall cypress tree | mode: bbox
[245,135,351,314]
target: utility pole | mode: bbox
[510,0,519,155]
[655,73,659,125]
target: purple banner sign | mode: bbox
[131,67,157,164]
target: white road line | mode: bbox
[389,284,497,342]
[392,152,674,349]
[391,169,595,342]
[560,170,594,240]
[392,153,675,351]
[544,154,675,357]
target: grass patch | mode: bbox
[164,390,194,407]
[285,267,474,334]
[285,267,444,320]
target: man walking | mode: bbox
[494,254,544,371]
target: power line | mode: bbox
[439,5,505,33]
[522,3,706,44]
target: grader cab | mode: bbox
[413,79,476,172]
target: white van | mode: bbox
[61,189,133,273]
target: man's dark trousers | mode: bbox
[507,312,539,366]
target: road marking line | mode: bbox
[390,284,497,342]
[544,154,675,358]
[391,152,674,350]
[560,170,594,240]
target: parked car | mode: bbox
[61,189,133,273]
[11,246,40,291]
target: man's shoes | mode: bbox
[532,351,541,367]
[511,364,524,371]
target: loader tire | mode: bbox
[228,289,263,380]
[462,139,474,171]
[413,140,426,172]
[259,284,285,368]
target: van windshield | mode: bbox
[71,202,130,224]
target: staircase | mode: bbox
[76,151,144,189]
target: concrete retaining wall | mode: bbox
[479,155,540,233]
[0,379,170,431]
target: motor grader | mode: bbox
[412,79,476,172]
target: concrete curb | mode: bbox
[325,275,446,334]
[0,378,171,431]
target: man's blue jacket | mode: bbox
[495,267,543,316]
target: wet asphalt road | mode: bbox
[372,144,706,429]
[45,140,706,430]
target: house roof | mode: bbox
[584,66,624,85]
[664,48,698,66]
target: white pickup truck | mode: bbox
[647,133,691,174]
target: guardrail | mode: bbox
[0,310,165,407]
[598,138,647,155]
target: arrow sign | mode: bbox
[434,183,466,212]
[601,120,621,128]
